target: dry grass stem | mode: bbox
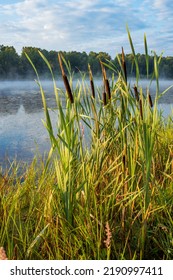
[58,53,65,76]
[100,61,107,80]
[104,222,112,249]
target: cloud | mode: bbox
[0,0,173,57]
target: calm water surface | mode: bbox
[0,79,173,168]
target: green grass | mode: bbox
[0,31,173,260]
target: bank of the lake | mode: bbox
[0,74,173,260]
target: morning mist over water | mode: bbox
[0,78,173,167]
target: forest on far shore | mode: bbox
[1,44,173,79]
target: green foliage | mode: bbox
[0,45,20,78]
[0,32,173,260]
[0,45,113,79]
[1,41,173,79]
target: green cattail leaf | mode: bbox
[144,33,149,78]
[126,25,136,56]
[26,52,54,147]
[126,25,140,83]
[38,50,58,98]
[38,50,54,77]
[25,52,40,80]
[26,224,50,257]
[154,52,159,95]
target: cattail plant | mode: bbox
[58,53,74,104]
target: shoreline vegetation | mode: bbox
[0,30,173,260]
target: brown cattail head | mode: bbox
[100,61,111,99]
[122,144,127,170]
[139,99,143,120]
[103,91,107,106]
[133,85,139,102]
[121,47,127,84]
[90,79,95,99]
[88,64,95,98]
[148,93,153,108]
[105,79,111,99]
[62,75,74,104]
[58,53,74,104]
[0,247,8,260]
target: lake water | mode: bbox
[0,79,173,169]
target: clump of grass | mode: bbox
[0,29,173,260]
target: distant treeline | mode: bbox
[0,44,173,79]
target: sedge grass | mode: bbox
[0,31,173,260]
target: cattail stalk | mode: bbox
[58,53,74,104]
[100,60,107,80]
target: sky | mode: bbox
[0,0,173,58]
